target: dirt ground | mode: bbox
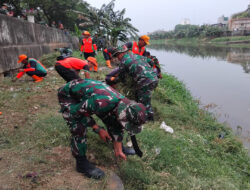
[0,69,123,190]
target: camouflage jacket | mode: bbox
[146,55,161,78]
[119,52,158,88]
[58,79,126,141]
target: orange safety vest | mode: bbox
[81,38,97,53]
[57,57,89,70]
[104,48,112,57]
[132,41,145,56]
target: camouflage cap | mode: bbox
[116,98,147,135]
[112,46,128,57]
[59,47,73,57]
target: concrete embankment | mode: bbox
[0,14,79,78]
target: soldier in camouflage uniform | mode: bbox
[108,46,159,121]
[144,51,162,79]
[58,78,146,179]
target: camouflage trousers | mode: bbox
[70,124,88,157]
[135,81,158,119]
[69,112,123,157]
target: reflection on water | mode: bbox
[148,44,250,148]
[150,44,250,74]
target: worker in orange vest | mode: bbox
[102,47,114,68]
[124,35,150,56]
[55,57,90,82]
[13,54,47,82]
[87,57,98,72]
[80,31,97,59]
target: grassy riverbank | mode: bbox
[151,36,250,48]
[0,51,249,189]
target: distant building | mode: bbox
[181,18,190,25]
[218,15,228,25]
[229,18,250,31]
[229,5,250,31]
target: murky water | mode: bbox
[149,44,250,148]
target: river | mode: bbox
[149,44,250,148]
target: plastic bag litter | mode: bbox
[155,148,161,155]
[160,121,174,134]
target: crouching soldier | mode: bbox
[144,51,162,79]
[58,79,147,179]
[14,54,47,82]
[108,46,158,121]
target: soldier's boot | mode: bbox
[122,144,136,155]
[147,110,154,121]
[32,75,43,82]
[76,156,105,179]
[106,60,112,68]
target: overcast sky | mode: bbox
[85,0,250,34]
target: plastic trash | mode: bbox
[218,132,225,139]
[48,67,54,71]
[160,121,174,134]
[155,148,161,155]
[126,141,133,148]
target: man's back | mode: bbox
[58,79,125,115]
[119,52,158,87]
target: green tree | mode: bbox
[76,0,138,46]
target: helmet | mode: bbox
[87,57,97,66]
[17,54,28,63]
[139,35,150,45]
[82,31,91,36]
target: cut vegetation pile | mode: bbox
[0,51,249,190]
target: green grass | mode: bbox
[0,51,249,189]
[210,36,250,43]
[118,74,250,189]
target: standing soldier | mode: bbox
[107,46,158,121]
[14,54,47,82]
[58,79,147,179]
[124,35,150,56]
[80,31,97,59]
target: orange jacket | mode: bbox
[80,37,97,53]
[57,57,89,70]
[132,41,145,56]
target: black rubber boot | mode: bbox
[147,113,154,121]
[122,145,136,155]
[76,156,105,179]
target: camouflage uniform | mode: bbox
[148,55,161,78]
[58,79,146,157]
[117,52,158,119]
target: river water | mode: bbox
[149,44,250,148]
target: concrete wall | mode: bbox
[0,14,79,75]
